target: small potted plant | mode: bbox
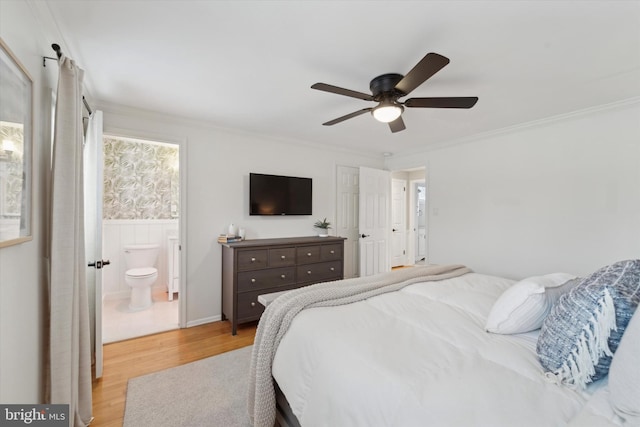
[314,218,331,237]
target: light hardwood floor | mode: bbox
[92,320,257,426]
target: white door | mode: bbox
[83,110,105,378]
[391,179,407,267]
[336,166,360,278]
[359,167,391,277]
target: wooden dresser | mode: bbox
[221,236,346,334]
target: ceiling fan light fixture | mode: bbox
[372,102,403,123]
[312,52,478,132]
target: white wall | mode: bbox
[101,106,384,325]
[0,1,57,403]
[386,101,640,279]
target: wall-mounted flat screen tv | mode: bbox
[250,173,312,216]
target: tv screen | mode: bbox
[250,173,312,216]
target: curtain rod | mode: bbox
[43,43,93,116]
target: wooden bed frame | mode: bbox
[274,380,302,427]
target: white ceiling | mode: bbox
[42,1,640,156]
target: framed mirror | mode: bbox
[0,38,33,248]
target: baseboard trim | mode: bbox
[186,315,222,328]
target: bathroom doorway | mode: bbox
[100,134,183,343]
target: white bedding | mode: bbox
[272,273,622,427]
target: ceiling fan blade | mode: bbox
[404,97,478,109]
[394,53,450,95]
[311,83,374,101]
[322,108,372,126]
[388,116,406,133]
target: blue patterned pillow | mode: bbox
[536,259,640,388]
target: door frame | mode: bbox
[338,166,428,274]
[409,178,427,264]
[101,128,188,329]
[177,138,187,328]
[391,178,408,267]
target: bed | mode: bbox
[248,262,640,427]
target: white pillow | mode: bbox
[486,273,576,334]
[609,309,640,423]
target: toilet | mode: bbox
[124,244,159,311]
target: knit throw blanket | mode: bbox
[247,264,471,427]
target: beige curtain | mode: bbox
[49,55,93,426]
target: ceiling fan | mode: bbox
[311,52,478,133]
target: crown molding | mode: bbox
[97,101,385,160]
[392,96,640,161]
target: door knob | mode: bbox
[392,228,398,232]
[360,234,370,238]
[88,259,111,269]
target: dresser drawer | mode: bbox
[236,290,266,321]
[297,245,321,264]
[320,244,342,261]
[237,249,268,271]
[268,247,296,267]
[297,260,342,284]
[237,267,296,292]
[237,285,297,321]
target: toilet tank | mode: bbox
[124,244,159,269]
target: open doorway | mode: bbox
[336,165,426,275]
[100,135,181,343]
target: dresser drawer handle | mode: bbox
[251,302,256,307]
[330,267,335,271]
[307,270,312,275]
[281,255,286,259]
[281,274,286,279]
[330,250,335,254]
[251,257,256,262]
[307,252,312,257]
[251,278,256,283]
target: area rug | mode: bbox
[123,346,253,427]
